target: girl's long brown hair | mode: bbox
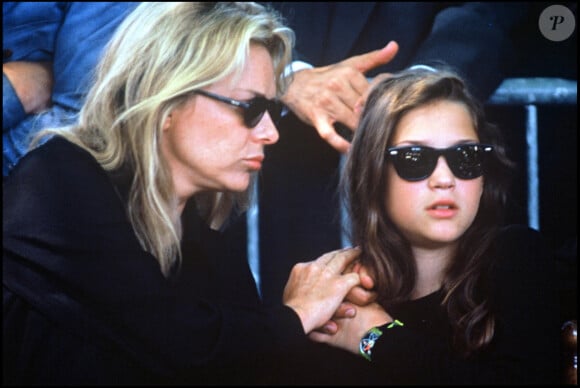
[340,68,515,356]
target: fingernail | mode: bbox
[345,308,355,317]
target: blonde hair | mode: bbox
[31,2,294,277]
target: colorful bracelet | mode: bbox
[359,319,404,361]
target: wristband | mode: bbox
[359,319,404,361]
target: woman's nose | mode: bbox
[252,113,279,145]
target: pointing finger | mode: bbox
[343,41,399,74]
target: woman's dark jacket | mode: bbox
[3,136,309,385]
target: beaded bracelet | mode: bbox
[359,319,404,361]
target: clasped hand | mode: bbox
[282,247,391,356]
[310,260,392,356]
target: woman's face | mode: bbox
[161,44,279,201]
[385,100,483,249]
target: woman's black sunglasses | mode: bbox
[194,89,283,128]
[386,144,494,181]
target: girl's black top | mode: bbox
[278,217,561,385]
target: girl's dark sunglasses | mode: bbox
[386,144,494,181]
[194,89,283,128]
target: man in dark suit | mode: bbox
[254,2,528,303]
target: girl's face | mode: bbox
[385,100,483,249]
[161,44,279,202]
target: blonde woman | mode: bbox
[3,3,367,384]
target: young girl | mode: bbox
[309,68,561,384]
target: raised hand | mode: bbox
[281,41,399,153]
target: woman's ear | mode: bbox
[162,113,172,132]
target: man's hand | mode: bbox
[281,41,399,153]
[3,61,53,114]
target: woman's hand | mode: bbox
[283,247,362,334]
[345,260,377,305]
[313,259,378,335]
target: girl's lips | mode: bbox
[426,200,457,218]
[427,207,457,219]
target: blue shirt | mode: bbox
[3,2,139,176]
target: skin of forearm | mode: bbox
[3,61,53,114]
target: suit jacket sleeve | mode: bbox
[410,2,527,101]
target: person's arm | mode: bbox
[3,61,53,116]
[50,2,139,111]
[280,3,526,152]
[2,2,62,130]
[308,301,391,352]
[3,72,26,131]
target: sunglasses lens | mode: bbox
[244,98,266,128]
[268,101,283,124]
[390,147,437,181]
[244,98,282,128]
[445,145,486,179]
